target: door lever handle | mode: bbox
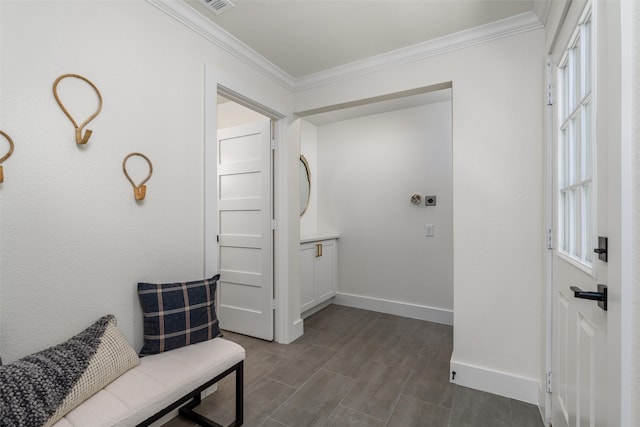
[570,285,607,311]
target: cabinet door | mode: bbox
[299,243,316,312]
[314,240,336,303]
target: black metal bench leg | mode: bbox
[235,360,244,426]
[178,361,244,427]
[179,395,221,427]
[136,360,244,427]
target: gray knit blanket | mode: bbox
[0,316,111,427]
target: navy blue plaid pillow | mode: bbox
[137,274,222,356]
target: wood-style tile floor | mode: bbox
[162,304,545,427]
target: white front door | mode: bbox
[550,2,611,426]
[217,119,273,340]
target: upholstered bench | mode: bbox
[52,337,245,427]
[0,276,239,427]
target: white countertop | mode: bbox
[300,234,340,244]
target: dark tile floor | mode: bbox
[163,304,544,427]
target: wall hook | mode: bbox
[53,73,103,145]
[0,130,15,183]
[123,152,153,201]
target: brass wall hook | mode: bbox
[0,130,15,183]
[53,73,103,145]
[123,152,153,201]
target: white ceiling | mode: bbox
[185,0,548,79]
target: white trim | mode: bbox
[145,0,542,93]
[290,318,304,341]
[542,57,554,427]
[333,292,453,325]
[533,0,553,28]
[618,1,634,424]
[294,12,543,91]
[450,360,541,406]
[273,119,303,345]
[203,64,219,278]
[301,298,334,319]
[145,0,295,91]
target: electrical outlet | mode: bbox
[425,224,434,237]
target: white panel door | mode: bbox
[551,2,608,426]
[217,119,273,341]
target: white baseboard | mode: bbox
[450,359,540,405]
[333,292,453,325]
[289,318,304,343]
[301,298,333,319]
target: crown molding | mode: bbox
[145,0,296,91]
[295,11,544,91]
[146,1,543,94]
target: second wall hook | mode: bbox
[123,152,153,201]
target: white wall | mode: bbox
[315,101,453,320]
[0,0,294,362]
[295,28,545,403]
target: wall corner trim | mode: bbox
[145,0,295,91]
[144,0,542,94]
[284,318,304,345]
[294,11,544,91]
[449,360,541,405]
[333,292,453,325]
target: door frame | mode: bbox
[542,1,632,425]
[618,0,637,422]
[203,65,294,342]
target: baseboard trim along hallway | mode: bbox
[334,292,454,325]
[449,360,540,405]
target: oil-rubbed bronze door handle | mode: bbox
[570,285,607,311]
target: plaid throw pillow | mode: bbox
[137,274,222,356]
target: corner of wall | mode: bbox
[449,359,541,405]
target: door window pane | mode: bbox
[557,6,594,268]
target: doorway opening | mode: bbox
[205,85,283,341]
[295,82,454,326]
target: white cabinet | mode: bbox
[300,238,337,315]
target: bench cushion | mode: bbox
[51,337,245,427]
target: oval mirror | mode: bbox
[300,155,311,216]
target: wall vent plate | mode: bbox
[199,0,234,14]
[425,195,437,206]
